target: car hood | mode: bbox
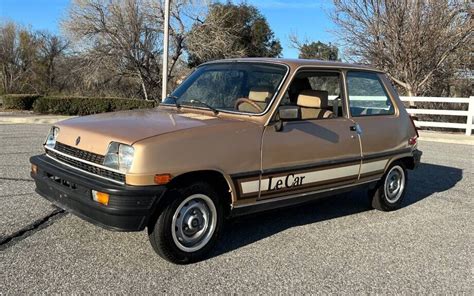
[54,108,232,155]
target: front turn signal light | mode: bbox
[31,164,38,175]
[154,174,172,185]
[92,190,109,206]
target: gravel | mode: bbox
[0,125,56,239]
[0,125,472,294]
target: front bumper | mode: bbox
[30,154,166,231]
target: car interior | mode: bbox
[235,71,344,119]
[235,86,274,113]
[296,89,335,119]
[279,72,343,119]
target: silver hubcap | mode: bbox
[171,194,217,252]
[384,165,405,203]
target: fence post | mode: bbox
[467,96,473,136]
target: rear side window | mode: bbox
[347,71,394,116]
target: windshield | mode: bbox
[164,63,287,114]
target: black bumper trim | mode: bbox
[413,149,422,169]
[30,154,167,232]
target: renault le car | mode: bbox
[30,58,422,264]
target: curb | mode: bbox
[0,116,472,145]
[418,137,474,145]
[418,131,474,146]
[0,116,73,124]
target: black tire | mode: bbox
[369,161,407,211]
[148,182,223,264]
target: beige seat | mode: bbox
[237,87,273,112]
[297,90,335,119]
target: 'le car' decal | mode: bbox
[237,158,389,197]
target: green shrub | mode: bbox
[109,98,156,111]
[1,94,41,110]
[32,96,156,115]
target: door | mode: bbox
[345,71,406,182]
[259,70,362,201]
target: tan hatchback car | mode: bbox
[30,58,422,264]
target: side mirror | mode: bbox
[274,106,299,132]
[279,105,299,121]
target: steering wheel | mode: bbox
[234,98,263,112]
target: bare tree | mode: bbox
[0,22,40,94]
[186,2,282,66]
[37,31,70,92]
[289,32,339,60]
[63,0,199,100]
[0,22,18,93]
[186,7,247,65]
[332,0,473,97]
[147,0,202,79]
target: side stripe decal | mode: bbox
[244,163,360,195]
[240,159,388,195]
[231,148,412,201]
[360,159,388,174]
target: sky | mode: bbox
[0,0,339,58]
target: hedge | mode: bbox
[1,94,41,110]
[32,96,156,115]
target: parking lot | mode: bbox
[1,124,472,294]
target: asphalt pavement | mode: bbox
[1,124,472,294]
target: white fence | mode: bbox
[400,96,474,136]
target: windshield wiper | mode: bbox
[181,99,219,115]
[165,95,181,109]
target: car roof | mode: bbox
[203,57,384,73]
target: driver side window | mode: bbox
[281,71,343,120]
[236,71,284,113]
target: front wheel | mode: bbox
[369,162,407,211]
[148,182,223,264]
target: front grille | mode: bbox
[46,150,125,183]
[55,142,105,164]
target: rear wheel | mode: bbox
[148,182,223,264]
[369,162,407,211]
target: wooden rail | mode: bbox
[400,96,473,136]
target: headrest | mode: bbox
[297,90,329,108]
[248,87,273,102]
[289,78,312,93]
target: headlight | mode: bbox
[103,142,134,173]
[44,126,59,149]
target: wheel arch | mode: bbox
[386,154,416,171]
[166,170,234,216]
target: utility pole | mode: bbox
[161,0,170,101]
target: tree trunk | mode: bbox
[406,86,416,107]
[141,81,149,101]
[1,65,8,93]
[137,70,149,100]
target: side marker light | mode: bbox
[154,174,172,185]
[31,164,38,175]
[92,190,109,206]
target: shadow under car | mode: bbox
[211,162,463,258]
